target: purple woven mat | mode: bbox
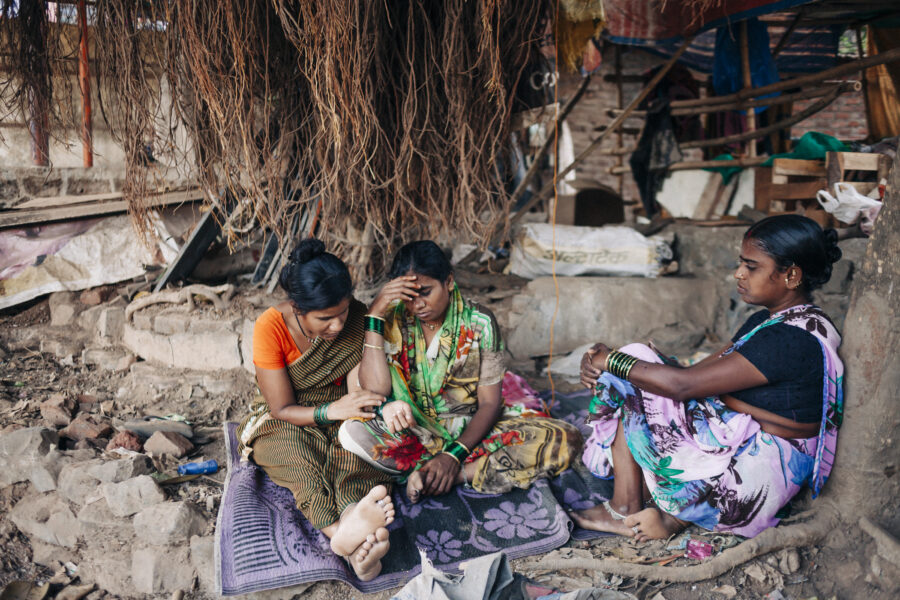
[216,390,611,595]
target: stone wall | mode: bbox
[502,223,866,359]
[0,166,128,209]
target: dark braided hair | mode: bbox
[744,214,842,294]
[278,239,352,313]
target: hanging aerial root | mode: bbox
[524,505,838,584]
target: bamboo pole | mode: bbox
[680,86,842,150]
[856,26,873,140]
[772,9,804,58]
[673,46,900,109]
[510,35,696,225]
[740,21,757,158]
[615,45,624,198]
[609,156,768,175]
[605,82,860,118]
[78,0,93,167]
[506,74,591,209]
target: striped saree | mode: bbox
[236,299,393,529]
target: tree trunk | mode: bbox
[828,152,900,532]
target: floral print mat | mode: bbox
[216,389,611,595]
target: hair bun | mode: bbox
[289,238,326,264]
[823,228,842,264]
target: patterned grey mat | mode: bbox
[215,389,611,595]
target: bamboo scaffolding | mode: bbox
[510,35,696,225]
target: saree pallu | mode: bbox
[236,299,393,529]
[583,305,843,538]
[341,286,582,493]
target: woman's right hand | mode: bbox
[381,400,415,433]
[580,343,609,389]
[326,389,386,421]
[368,275,421,318]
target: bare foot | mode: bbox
[330,485,395,556]
[406,471,424,504]
[568,501,636,537]
[624,507,687,542]
[350,527,390,581]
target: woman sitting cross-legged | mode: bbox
[571,215,844,540]
[236,239,395,581]
[339,240,582,502]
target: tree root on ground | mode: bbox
[860,516,900,568]
[529,505,839,584]
[125,284,235,321]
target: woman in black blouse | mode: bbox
[571,215,845,540]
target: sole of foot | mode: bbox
[330,485,395,556]
[624,507,686,542]
[568,502,637,537]
[351,527,390,582]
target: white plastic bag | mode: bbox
[508,223,671,279]
[816,182,882,232]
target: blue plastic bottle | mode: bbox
[177,459,219,475]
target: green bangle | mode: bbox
[314,402,335,425]
[443,440,470,463]
[364,315,385,335]
[606,350,638,380]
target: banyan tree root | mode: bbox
[525,505,838,584]
[125,284,235,321]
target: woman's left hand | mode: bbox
[418,453,460,496]
[580,342,611,388]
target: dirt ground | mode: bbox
[0,284,896,600]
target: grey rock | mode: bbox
[77,499,134,538]
[0,426,59,459]
[240,318,255,373]
[31,539,79,568]
[76,305,105,332]
[96,306,125,341]
[123,324,173,364]
[0,427,60,488]
[79,543,132,597]
[117,416,193,440]
[190,535,216,592]
[57,460,103,505]
[170,330,242,370]
[153,312,189,335]
[9,492,82,548]
[101,475,165,517]
[28,450,70,492]
[40,336,85,360]
[86,455,153,483]
[505,276,720,359]
[82,347,130,371]
[131,546,195,594]
[49,292,81,327]
[133,501,205,545]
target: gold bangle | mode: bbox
[364,314,385,322]
[454,439,472,454]
[603,349,615,372]
[363,343,384,350]
[440,451,461,464]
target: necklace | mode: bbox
[293,311,316,344]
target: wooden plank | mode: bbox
[772,158,826,178]
[692,172,724,220]
[826,151,844,193]
[711,175,739,218]
[838,152,883,171]
[0,189,204,229]
[152,205,221,292]
[770,179,827,200]
[772,174,789,184]
[15,191,123,209]
[754,167,773,213]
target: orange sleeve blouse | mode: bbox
[252,307,302,370]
